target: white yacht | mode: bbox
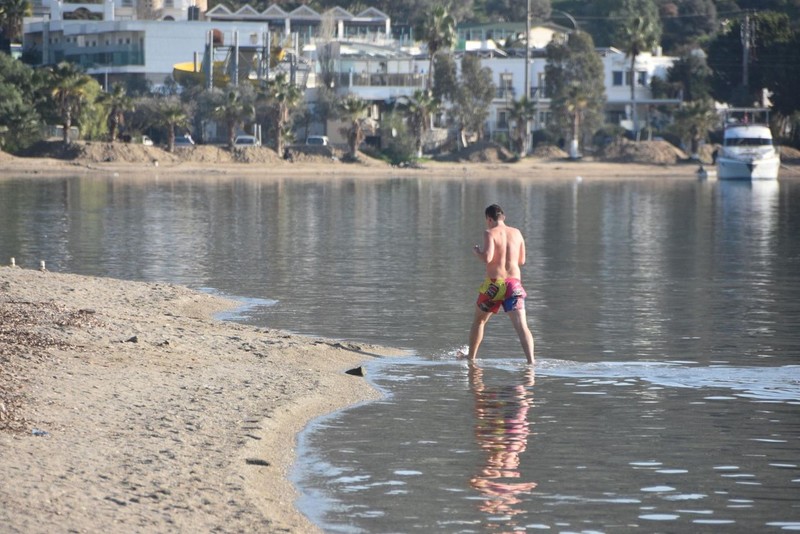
[716,108,780,180]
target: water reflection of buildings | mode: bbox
[469,365,537,527]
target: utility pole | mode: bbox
[741,12,753,91]
[524,0,531,155]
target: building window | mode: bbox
[498,110,509,129]
[623,70,647,86]
[613,71,624,86]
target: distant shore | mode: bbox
[0,154,719,180]
[0,267,403,533]
[3,140,799,180]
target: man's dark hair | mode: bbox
[485,204,504,221]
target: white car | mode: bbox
[234,135,261,147]
[306,135,329,146]
[174,134,195,147]
[141,135,154,146]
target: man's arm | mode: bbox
[518,232,526,266]
[473,229,495,263]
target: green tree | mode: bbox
[708,11,800,116]
[659,0,717,53]
[46,62,101,145]
[0,52,44,152]
[0,0,31,43]
[432,52,458,102]
[545,30,606,152]
[337,94,369,160]
[422,4,456,94]
[397,89,440,158]
[472,0,550,22]
[100,83,134,142]
[508,96,535,155]
[452,55,495,148]
[154,98,190,152]
[612,0,662,141]
[666,50,712,102]
[670,98,717,159]
[261,73,301,155]
[213,89,255,149]
[76,80,106,141]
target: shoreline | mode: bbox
[2,154,798,181]
[0,152,760,181]
[0,267,403,533]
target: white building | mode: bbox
[23,6,681,142]
[476,46,682,141]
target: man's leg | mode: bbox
[467,306,493,360]
[508,308,535,364]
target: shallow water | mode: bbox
[1,174,799,531]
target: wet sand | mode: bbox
[0,266,402,533]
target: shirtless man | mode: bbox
[465,204,535,364]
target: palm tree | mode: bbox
[508,97,535,155]
[423,4,457,94]
[47,62,97,145]
[0,0,31,43]
[155,99,189,152]
[100,83,134,142]
[337,94,369,160]
[261,73,301,156]
[613,0,661,141]
[214,90,254,149]
[565,83,589,159]
[397,89,440,158]
[672,99,717,159]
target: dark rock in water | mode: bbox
[345,366,366,377]
[245,458,270,466]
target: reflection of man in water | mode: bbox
[469,364,537,523]
[464,204,535,364]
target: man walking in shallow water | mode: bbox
[463,204,535,364]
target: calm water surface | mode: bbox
[1,173,799,532]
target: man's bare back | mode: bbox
[479,223,525,279]
[474,219,526,280]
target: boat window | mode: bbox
[724,137,773,147]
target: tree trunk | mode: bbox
[62,111,71,145]
[630,54,638,142]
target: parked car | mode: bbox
[234,135,261,147]
[174,134,195,147]
[306,135,329,146]
[141,135,154,146]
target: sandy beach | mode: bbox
[0,266,401,533]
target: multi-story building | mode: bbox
[22,4,681,143]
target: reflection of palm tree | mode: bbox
[469,364,537,524]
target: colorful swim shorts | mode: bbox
[477,277,527,313]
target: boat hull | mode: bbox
[717,155,780,180]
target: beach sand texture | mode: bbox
[0,267,399,533]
